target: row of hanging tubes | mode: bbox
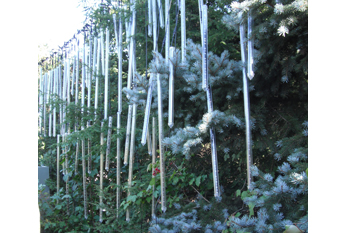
[38,0,254,221]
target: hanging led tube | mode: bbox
[43,73,47,136]
[151,117,157,219]
[124,105,133,166]
[100,29,105,76]
[239,24,253,190]
[148,0,152,37]
[157,59,166,213]
[198,0,204,46]
[94,37,101,120]
[39,67,43,134]
[168,47,175,128]
[202,4,220,197]
[57,134,60,205]
[59,65,63,135]
[113,14,119,47]
[99,122,104,223]
[48,72,52,137]
[141,0,158,147]
[141,77,154,146]
[165,0,170,61]
[104,28,110,119]
[157,0,164,28]
[88,36,92,118]
[124,7,136,165]
[116,3,123,215]
[75,39,80,132]
[147,125,152,155]
[118,9,123,114]
[105,116,113,170]
[81,39,86,131]
[181,0,186,62]
[93,36,97,81]
[247,12,254,80]
[53,68,57,137]
[126,102,137,221]
[152,0,158,51]
[201,4,208,91]
[72,49,75,97]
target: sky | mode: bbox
[37,0,87,51]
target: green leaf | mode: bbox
[62,194,71,199]
[173,176,179,185]
[147,163,152,172]
[224,153,230,161]
[235,212,241,217]
[189,178,195,185]
[306,168,308,177]
[241,191,249,199]
[195,176,201,186]
[55,204,62,210]
[149,178,155,186]
[137,191,144,197]
[127,195,137,203]
[248,203,255,217]
[236,189,241,197]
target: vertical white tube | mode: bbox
[239,24,253,190]
[141,76,154,145]
[105,116,113,170]
[118,11,123,114]
[75,40,80,132]
[168,47,175,128]
[88,36,92,116]
[165,0,170,61]
[124,105,133,165]
[148,0,153,37]
[53,69,57,137]
[126,103,137,221]
[43,73,47,136]
[48,72,52,137]
[181,0,186,62]
[202,5,220,197]
[95,37,101,120]
[39,67,43,134]
[104,28,110,119]
[157,60,166,213]
[157,0,164,28]
[82,40,86,131]
[247,12,254,80]
[100,29,105,76]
